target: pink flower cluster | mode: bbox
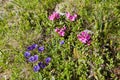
[49,11,92,46]
[55,26,66,37]
[77,30,92,45]
[49,12,60,21]
[66,12,77,21]
[49,11,77,21]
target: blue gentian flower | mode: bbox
[38,46,44,52]
[27,44,38,51]
[28,56,34,62]
[28,55,38,62]
[34,55,39,61]
[60,40,64,45]
[38,62,46,69]
[24,51,30,58]
[45,57,51,64]
[33,65,40,72]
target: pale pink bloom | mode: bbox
[66,12,71,19]
[74,14,77,18]
[55,26,67,37]
[66,12,77,21]
[77,30,92,45]
[49,12,60,21]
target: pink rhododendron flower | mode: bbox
[49,12,60,21]
[77,30,92,45]
[66,12,77,21]
[55,26,67,37]
[58,31,65,36]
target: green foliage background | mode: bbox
[0,0,120,80]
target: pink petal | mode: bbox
[49,15,55,21]
[87,40,91,46]
[55,13,60,19]
[55,28,60,32]
[49,12,60,21]
[74,14,77,18]
[77,30,92,45]
[58,31,65,37]
[69,16,76,21]
[66,12,71,19]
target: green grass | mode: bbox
[0,0,120,80]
